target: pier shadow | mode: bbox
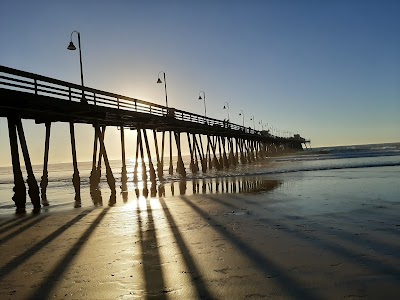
[205,192,400,282]
[0,214,48,244]
[158,197,214,299]
[253,214,400,277]
[288,212,400,260]
[0,214,44,235]
[136,192,167,299]
[225,193,400,276]
[132,180,216,298]
[28,207,110,299]
[0,209,94,280]
[178,195,321,300]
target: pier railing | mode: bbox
[0,65,305,141]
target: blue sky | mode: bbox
[1,0,399,166]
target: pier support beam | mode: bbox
[221,137,229,169]
[40,122,51,206]
[120,126,128,192]
[174,132,186,177]
[96,128,103,186]
[90,125,99,188]
[69,122,81,207]
[137,129,148,182]
[229,138,236,167]
[15,118,41,212]
[12,118,41,212]
[142,129,156,183]
[153,130,163,179]
[193,134,203,173]
[187,133,195,173]
[7,116,26,213]
[133,130,139,183]
[197,134,207,173]
[97,126,116,204]
[217,136,224,169]
[206,135,212,170]
[169,131,174,175]
[209,136,221,170]
[160,131,166,178]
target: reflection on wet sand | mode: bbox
[138,177,281,199]
[90,188,103,206]
[90,177,282,204]
[90,187,117,207]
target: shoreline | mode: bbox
[1,169,399,299]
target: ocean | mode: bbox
[0,142,399,215]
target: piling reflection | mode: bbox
[131,177,282,199]
[120,175,129,203]
[90,187,103,206]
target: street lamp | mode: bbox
[198,91,206,117]
[67,31,86,103]
[157,71,168,107]
[250,116,255,130]
[223,102,230,121]
[238,110,244,127]
[259,120,263,131]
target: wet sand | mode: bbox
[0,178,400,299]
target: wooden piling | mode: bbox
[169,131,173,175]
[229,138,236,166]
[174,132,186,177]
[221,136,229,169]
[90,125,99,188]
[97,126,116,196]
[142,129,156,183]
[191,134,200,173]
[15,117,41,211]
[160,131,166,177]
[206,134,212,170]
[69,122,81,206]
[217,136,224,169]
[137,129,148,182]
[153,130,163,179]
[120,126,128,192]
[133,129,139,183]
[209,135,221,170]
[40,122,51,206]
[7,116,26,213]
[96,127,103,186]
[186,132,195,173]
[197,134,207,172]
[193,134,203,173]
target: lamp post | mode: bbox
[157,71,168,107]
[239,110,244,127]
[198,91,206,117]
[67,31,86,103]
[250,116,255,130]
[223,102,230,121]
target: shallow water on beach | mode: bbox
[0,143,399,215]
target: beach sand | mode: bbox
[0,177,399,299]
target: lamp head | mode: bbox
[239,113,242,116]
[157,77,162,84]
[223,105,226,109]
[67,41,76,50]
[198,95,202,100]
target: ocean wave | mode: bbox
[159,160,400,182]
[264,161,400,175]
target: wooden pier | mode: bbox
[0,65,310,213]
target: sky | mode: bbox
[1,0,399,166]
